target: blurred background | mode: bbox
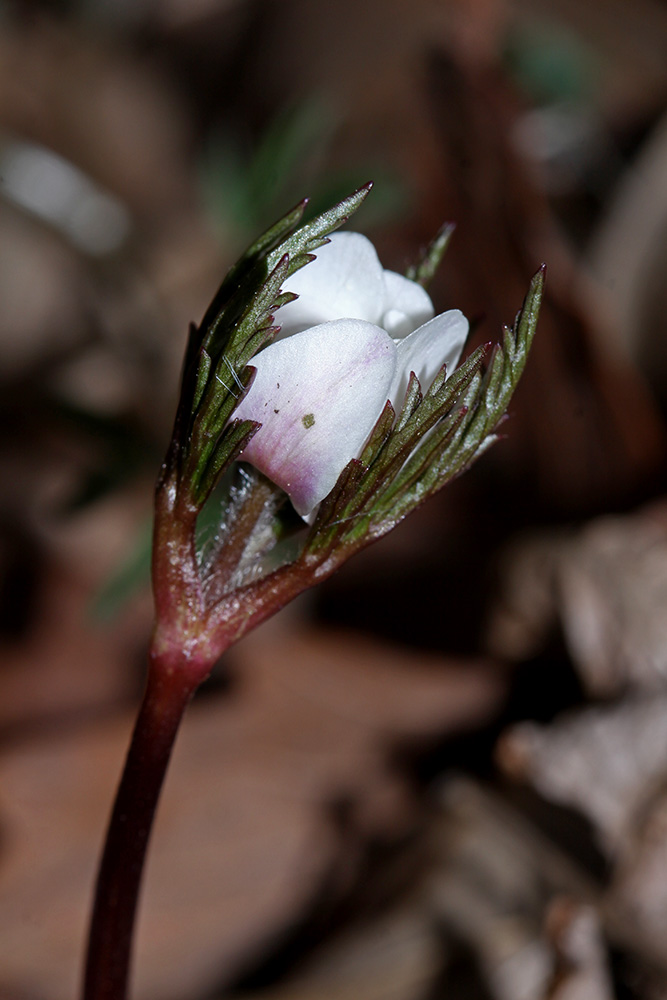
[3,0,667,997]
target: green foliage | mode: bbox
[405,223,455,288]
[168,183,373,508]
[155,184,543,617]
[200,100,338,239]
[200,99,407,243]
[304,266,545,560]
[91,517,152,622]
[503,21,597,105]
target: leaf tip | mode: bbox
[531,263,547,295]
[345,181,373,214]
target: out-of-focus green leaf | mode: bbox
[91,519,152,622]
[504,21,597,105]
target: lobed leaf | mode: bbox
[171,185,373,510]
[304,265,545,558]
[405,222,455,288]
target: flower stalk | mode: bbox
[82,185,544,1000]
[82,659,198,1000]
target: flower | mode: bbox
[233,231,469,516]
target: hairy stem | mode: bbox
[201,474,280,602]
[82,656,202,1000]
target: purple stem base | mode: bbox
[82,662,198,1000]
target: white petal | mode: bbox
[388,309,469,410]
[275,232,385,337]
[234,319,396,515]
[381,270,434,338]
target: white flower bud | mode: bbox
[233,232,468,515]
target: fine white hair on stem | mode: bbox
[223,354,245,392]
[215,373,238,398]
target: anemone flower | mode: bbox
[234,232,468,515]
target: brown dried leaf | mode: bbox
[0,627,504,1000]
[543,899,613,1000]
[430,778,600,1000]
[421,48,666,512]
[0,17,192,214]
[606,784,667,964]
[488,504,667,696]
[228,909,440,1000]
[498,698,667,856]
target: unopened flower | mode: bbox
[89,182,542,1000]
[233,232,468,515]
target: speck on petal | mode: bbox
[274,232,386,338]
[388,309,469,410]
[234,319,397,515]
[381,270,434,338]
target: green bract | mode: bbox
[156,184,543,604]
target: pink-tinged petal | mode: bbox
[388,309,469,410]
[234,319,396,515]
[275,232,385,337]
[381,270,434,338]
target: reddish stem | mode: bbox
[82,655,204,1000]
[81,475,329,1000]
[207,550,344,650]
